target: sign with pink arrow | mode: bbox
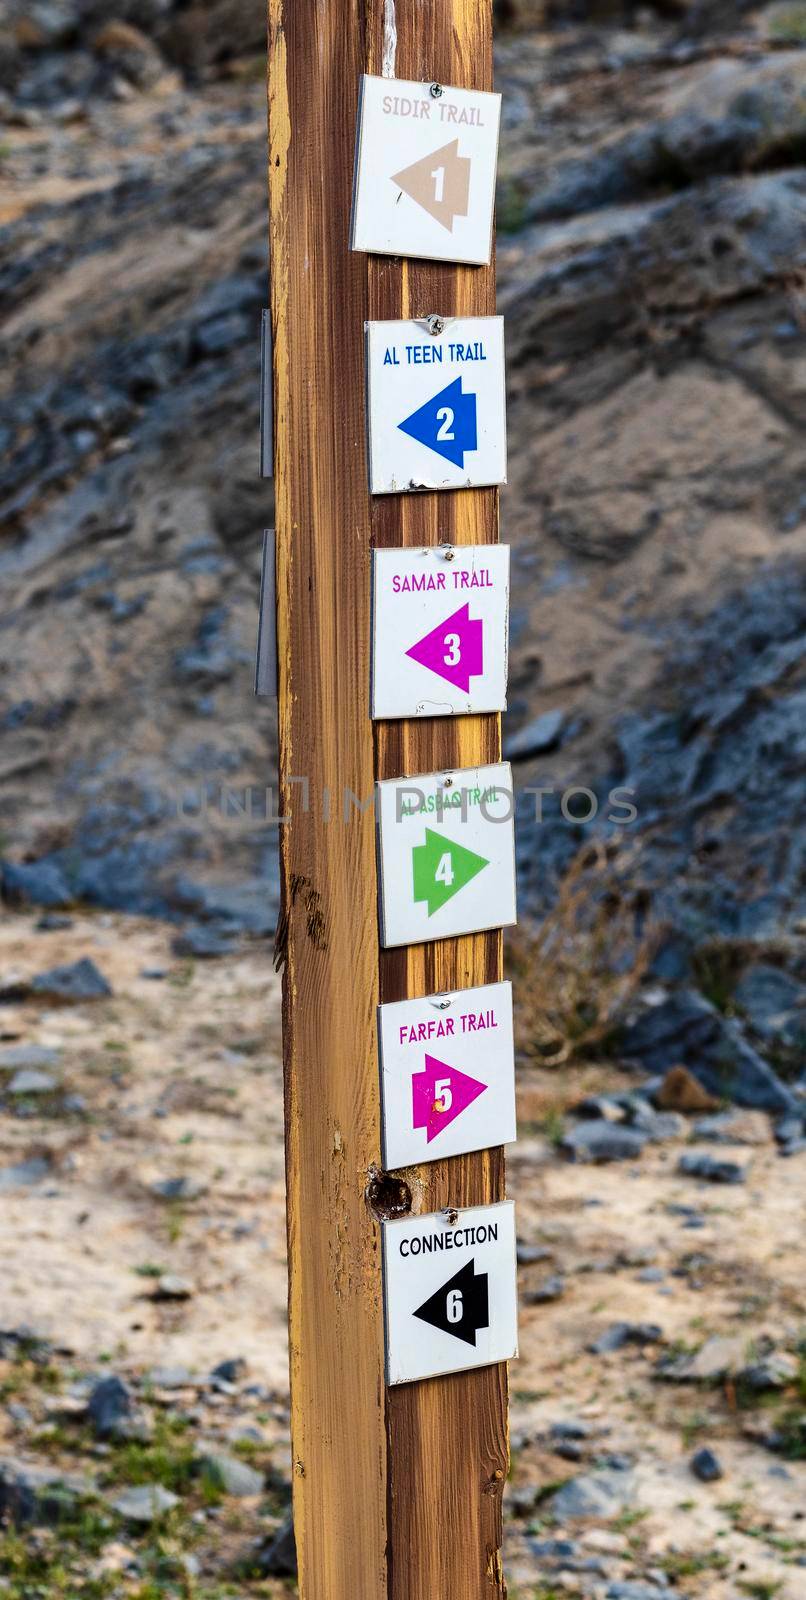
[378,982,516,1167]
[351,76,501,265]
[371,546,509,720]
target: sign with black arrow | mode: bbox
[414,1258,489,1347]
[382,1202,518,1385]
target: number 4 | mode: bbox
[434,851,454,888]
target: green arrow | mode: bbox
[412,827,489,918]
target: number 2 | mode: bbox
[436,406,455,441]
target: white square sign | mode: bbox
[378,981,516,1169]
[376,762,517,949]
[351,75,501,265]
[383,1202,518,1385]
[366,317,506,495]
[371,545,509,720]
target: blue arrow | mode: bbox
[398,377,478,469]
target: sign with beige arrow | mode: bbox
[351,76,501,265]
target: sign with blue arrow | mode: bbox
[366,315,507,494]
[398,377,478,468]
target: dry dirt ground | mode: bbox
[1,909,804,1598]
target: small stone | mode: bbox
[151,1275,193,1302]
[210,1358,247,1384]
[504,708,565,760]
[637,1268,665,1283]
[150,1176,207,1202]
[657,1333,747,1383]
[549,1471,633,1521]
[550,1421,592,1442]
[507,1482,540,1517]
[677,1153,746,1185]
[0,958,112,1005]
[528,1274,565,1304]
[562,1122,647,1164]
[199,1452,264,1498]
[112,1483,179,1523]
[654,1065,719,1113]
[516,1242,553,1265]
[0,1158,51,1190]
[8,1070,58,1095]
[88,1377,131,1440]
[146,1366,195,1390]
[171,925,237,959]
[0,1046,61,1073]
[588,1323,663,1355]
[740,1351,798,1391]
[258,1512,297,1576]
[0,1458,94,1527]
[690,1446,723,1482]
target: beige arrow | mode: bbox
[391,139,471,232]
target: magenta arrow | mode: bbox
[405,603,483,694]
[412,1053,488,1144]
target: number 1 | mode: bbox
[431,166,445,203]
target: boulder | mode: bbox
[561,1122,648,1163]
[622,991,797,1115]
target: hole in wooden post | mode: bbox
[365,1165,412,1221]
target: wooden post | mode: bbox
[267,4,507,1598]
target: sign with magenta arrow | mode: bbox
[382,1202,518,1384]
[371,546,509,720]
[398,378,477,469]
[412,1054,487,1143]
[365,317,506,495]
[376,763,517,948]
[405,602,483,692]
[378,982,517,1168]
[351,75,501,265]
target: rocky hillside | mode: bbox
[0,2,804,1065]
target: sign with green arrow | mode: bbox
[376,763,517,948]
[412,828,489,917]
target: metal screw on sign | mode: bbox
[426,314,445,336]
[430,82,444,98]
[442,547,455,562]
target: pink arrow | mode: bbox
[405,603,483,694]
[412,1053,487,1144]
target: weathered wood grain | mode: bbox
[268,1,507,1594]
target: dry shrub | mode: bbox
[508,839,657,1065]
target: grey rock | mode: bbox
[562,1121,648,1164]
[637,1267,666,1283]
[1,860,72,910]
[550,1470,633,1521]
[259,1512,297,1577]
[146,1366,195,1390]
[507,1482,541,1517]
[588,1323,663,1355]
[550,1421,592,1441]
[504,708,565,761]
[739,1351,798,1391]
[112,1483,179,1522]
[621,992,796,1116]
[210,1358,247,1384]
[8,1069,58,1095]
[0,1045,60,1072]
[690,1446,723,1482]
[150,1175,207,1202]
[734,964,805,1059]
[0,1457,93,1526]
[88,1376,132,1439]
[171,924,237,959]
[527,1536,579,1561]
[198,1451,264,1497]
[775,1116,804,1145]
[1,957,112,1004]
[781,1138,806,1157]
[528,1275,565,1304]
[516,1242,553,1265]
[36,914,74,931]
[0,1157,51,1190]
[677,1153,746,1184]
[151,1274,193,1301]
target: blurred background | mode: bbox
[0,2,804,1597]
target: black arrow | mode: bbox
[413,1257,489,1348]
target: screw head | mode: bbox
[426,313,445,336]
[430,82,444,99]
